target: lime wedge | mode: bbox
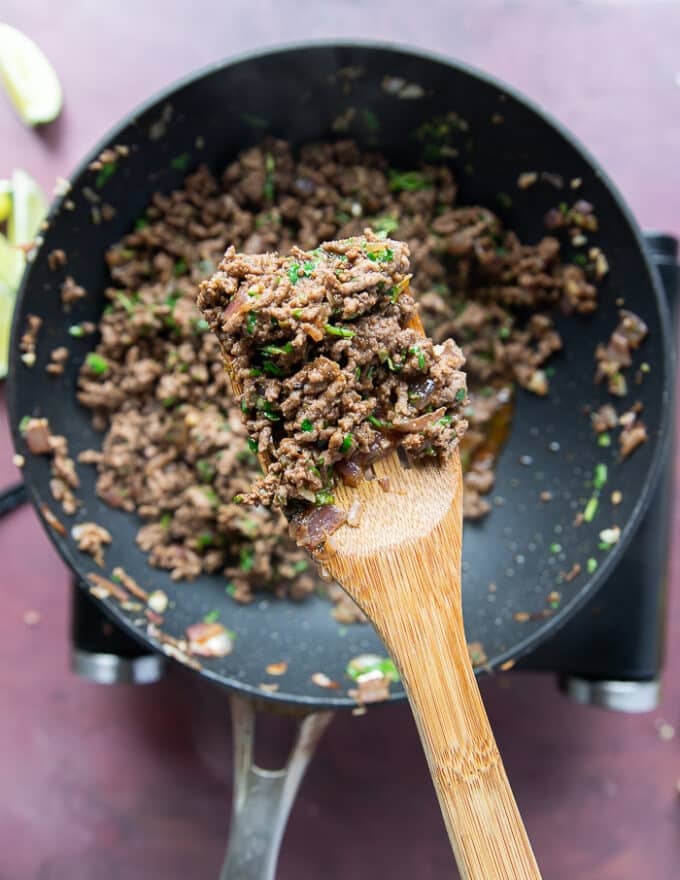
[0,180,11,223]
[7,169,47,246]
[0,23,63,126]
[0,283,15,378]
[0,231,25,290]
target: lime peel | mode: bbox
[0,23,63,126]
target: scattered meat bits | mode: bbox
[311,672,340,689]
[186,621,234,657]
[39,503,67,535]
[595,309,648,397]
[266,661,288,676]
[47,248,67,270]
[20,314,42,358]
[198,232,468,523]
[71,522,112,566]
[60,276,87,308]
[46,346,70,376]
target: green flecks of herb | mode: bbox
[240,399,249,413]
[249,367,263,377]
[340,433,353,453]
[263,153,275,201]
[301,419,314,433]
[324,323,356,338]
[170,153,191,172]
[245,312,257,334]
[593,463,608,491]
[162,396,178,408]
[261,342,293,357]
[545,366,555,378]
[573,253,587,266]
[365,246,394,264]
[292,308,303,319]
[598,433,611,448]
[173,258,187,277]
[202,608,220,622]
[263,360,283,377]
[368,414,389,430]
[86,352,109,375]
[68,324,85,338]
[196,460,216,483]
[550,542,562,554]
[497,192,513,209]
[354,365,362,381]
[288,263,301,285]
[335,210,351,224]
[586,557,598,574]
[302,260,317,277]
[18,415,31,434]
[480,386,494,398]
[165,289,182,308]
[438,415,453,427]
[256,397,280,421]
[388,170,430,192]
[559,201,569,216]
[247,287,260,298]
[247,438,258,453]
[455,388,467,403]
[95,161,117,188]
[239,546,255,572]
[371,216,399,235]
[225,582,237,597]
[233,493,244,504]
[120,248,136,260]
[499,326,511,339]
[346,656,400,682]
[389,284,403,303]
[583,496,599,523]
[163,316,180,334]
[292,560,308,574]
[115,291,137,314]
[203,487,219,508]
[198,534,214,551]
[599,540,613,551]
[315,489,335,506]
[160,512,172,529]
[134,217,149,231]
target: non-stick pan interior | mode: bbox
[9,44,673,707]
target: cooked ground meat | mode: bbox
[595,309,648,397]
[76,137,607,604]
[61,275,87,308]
[197,232,467,511]
[22,416,80,515]
[71,522,112,566]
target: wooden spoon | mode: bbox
[320,447,541,879]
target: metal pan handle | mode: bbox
[0,481,28,518]
[219,694,333,880]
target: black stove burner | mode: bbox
[70,233,678,710]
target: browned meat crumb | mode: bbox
[88,144,129,171]
[47,249,67,270]
[40,504,66,535]
[87,572,129,603]
[595,309,648,396]
[111,566,149,601]
[24,417,52,454]
[71,522,112,566]
[198,232,467,514]
[60,276,87,308]
[186,621,233,657]
[22,417,80,514]
[311,672,340,689]
[20,314,42,354]
[619,418,648,459]
[591,403,618,434]
[46,346,70,375]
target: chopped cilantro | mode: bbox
[173,258,187,277]
[340,433,353,453]
[409,346,426,369]
[499,326,511,339]
[293,560,308,574]
[247,438,258,454]
[18,415,31,434]
[583,496,599,523]
[197,533,214,551]
[550,542,562,554]
[203,608,220,622]
[593,463,608,491]
[324,323,356,338]
[134,218,148,231]
[292,308,303,319]
[239,546,255,572]
[388,170,430,192]
[245,312,257,334]
[365,246,394,263]
[86,352,109,375]
[438,415,453,426]
[162,396,178,408]
[196,460,216,482]
[263,361,283,377]
[368,414,389,430]
[68,324,85,338]
[170,153,191,172]
[371,216,399,235]
[263,153,275,201]
[598,433,611,448]
[315,489,335,506]
[573,253,587,266]
[261,342,293,356]
[159,512,172,529]
[225,582,237,596]
[586,557,598,574]
[301,419,314,432]
[455,388,467,403]
[95,161,117,188]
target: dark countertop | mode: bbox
[1,2,679,878]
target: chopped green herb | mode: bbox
[365,246,394,264]
[18,415,31,434]
[292,308,303,319]
[203,487,219,507]
[545,366,555,378]
[593,463,608,490]
[232,494,244,504]
[196,460,216,482]
[86,352,109,375]
[203,608,220,622]
[247,287,260,298]
[170,153,191,172]
[354,365,362,380]
[239,546,255,572]
[165,289,182,308]
[499,326,511,339]
[340,433,353,453]
[368,414,389,430]
[240,399,249,413]
[389,285,402,303]
[249,367,263,377]
[550,542,562,554]
[586,557,598,574]
[263,153,275,201]
[245,312,257,334]
[225,582,237,596]
[159,512,172,529]
[301,419,314,433]
[573,253,587,266]
[162,396,178,408]
[115,291,137,314]
[388,170,430,192]
[408,346,426,369]
[197,534,214,551]
[302,260,317,277]
[173,258,187,277]
[293,560,308,574]
[346,655,400,682]
[288,263,301,285]
[262,361,283,377]
[598,433,611,448]
[438,415,453,426]
[583,496,599,523]
[247,438,258,453]
[134,218,148,231]
[455,388,467,403]
[323,323,356,338]
[195,317,210,333]
[95,161,117,188]
[315,489,335,506]
[559,201,569,215]
[68,324,85,338]
[261,342,293,356]
[370,216,398,235]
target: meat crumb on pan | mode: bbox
[60,276,87,308]
[595,309,648,397]
[47,248,67,270]
[71,522,112,566]
[198,231,468,526]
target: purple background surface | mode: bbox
[1,2,679,878]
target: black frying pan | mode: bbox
[7,42,674,710]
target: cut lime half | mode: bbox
[0,22,63,126]
[0,282,15,378]
[7,168,47,246]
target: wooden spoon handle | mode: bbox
[386,600,541,879]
